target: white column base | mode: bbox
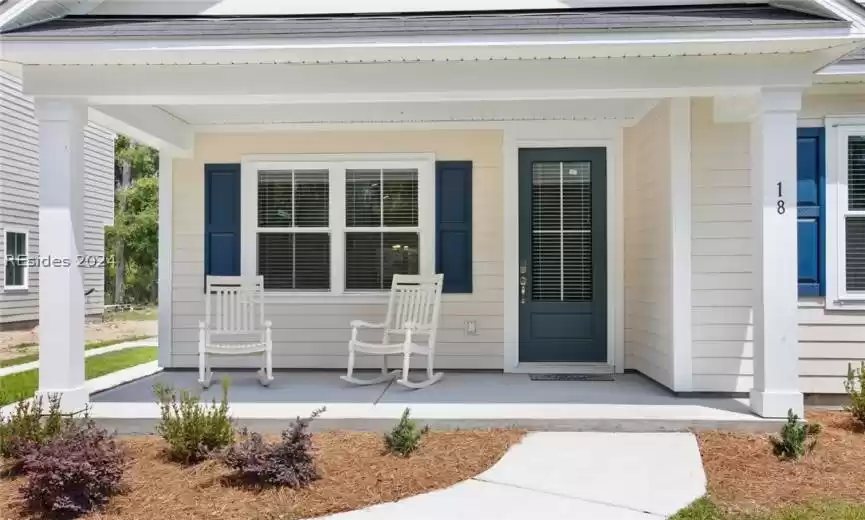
[749,388,804,419]
[35,385,89,414]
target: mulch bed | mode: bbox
[697,410,865,513]
[0,429,524,520]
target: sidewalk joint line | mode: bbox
[472,477,665,518]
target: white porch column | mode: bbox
[35,99,88,412]
[749,88,803,418]
[157,153,173,368]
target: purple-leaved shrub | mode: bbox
[222,407,324,488]
[0,394,79,475]
[20,420,125,518]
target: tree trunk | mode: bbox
[114,160,131,305]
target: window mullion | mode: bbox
[379,169,385,290]
[331,165,346,295]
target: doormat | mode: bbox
[529,374,615,382]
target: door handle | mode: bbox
[519,261,528,304]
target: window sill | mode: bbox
[2,286,29,293]
[824,297,865,311]
[262,292,390,305]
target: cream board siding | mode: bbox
[170,131,503,369]
[0,70,114,325]
[623,100,674,388]
[690,98,754,393]
[795,92,865,394]
[689,94,865,394]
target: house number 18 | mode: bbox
[776,182,786,215]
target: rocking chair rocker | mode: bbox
[341,274,444,389]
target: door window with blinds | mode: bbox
[840,129,865,297]
[531,161,593,302]
[247,158,433,294]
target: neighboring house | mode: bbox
[2,0,865,417]
[0,66,114,330]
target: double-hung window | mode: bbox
[836,126,865,302]
[4,230,28,290]
[244,155,434,294]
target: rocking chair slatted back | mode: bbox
[387,274,444,337]
[205,276,265,335]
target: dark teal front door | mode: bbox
[518,148,607,363]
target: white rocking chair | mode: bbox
[199,275,273,388]
[342,274,444,389]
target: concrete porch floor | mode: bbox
[88,370,784,433]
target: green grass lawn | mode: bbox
[673,497,865,520]
[0,335,153,368]
[0,346,157,407]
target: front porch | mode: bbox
[87,370,780,433]
[3,4,864,424]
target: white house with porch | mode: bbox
[2,0,865,421]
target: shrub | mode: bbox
[844,361,865,429]
[223,407,324,488]
[153,378,233,464]
[384,408,429,457]
[770,409,821,461]
[20,420,125,518]
[0,394,81,475]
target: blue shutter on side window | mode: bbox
[797,128,825,297]
[435,161,473,293]
[204,164,241,282]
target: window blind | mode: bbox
[531,161,592,302]
[4,231,26,287]
[345,169,420,290]
[257,169,330,290]
[847,136,865,292]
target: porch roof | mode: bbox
[0,5,849,39]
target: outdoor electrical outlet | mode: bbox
[466,320,477,335]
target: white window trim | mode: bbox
[825,117,865,310]
[240,153,436,302]
[3,228,29,291]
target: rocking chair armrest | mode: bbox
[350,320,386,329]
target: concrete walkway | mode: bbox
[0,337,158,377]
[323,432,705,520]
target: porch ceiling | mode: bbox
[153,99,660,126]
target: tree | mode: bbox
[106,136,159,305]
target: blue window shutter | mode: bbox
[436,161,472,293]
[204,164,241,280]
[797,128,825,297]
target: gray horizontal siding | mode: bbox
[0,70,114,324]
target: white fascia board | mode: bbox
[88,0,766,16]
[20,53,821,105]
[0,0,101,32]
[0,0,41,30]
[88,105,193,156]
[1,27,860,66]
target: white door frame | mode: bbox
[502,123,625,374]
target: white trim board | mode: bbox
[157,155,173,367]
[825,116,865,310]
[502,129,625,374]
[239,153,436,300]
[2,227,30,291]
